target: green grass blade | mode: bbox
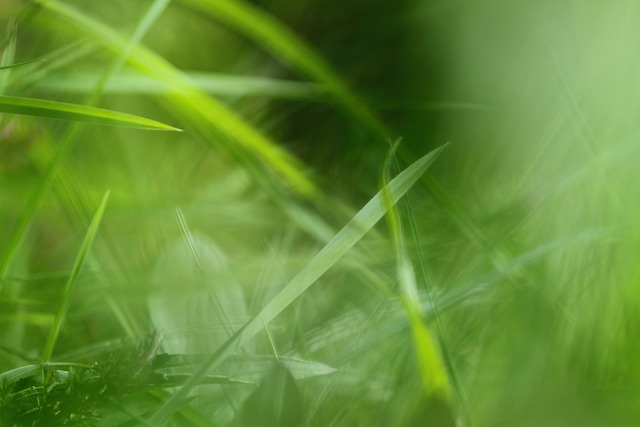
[36,70,326,100]
[0,58,46,72]
[179,0,390,140]
[41,190,110,362]
[39,0,318,198]
[179,0,517,301]
[381,147,451,400]
[0,95,181,130]
[180,0,513,287]
[0,0,177,307]
[148,145,446,425]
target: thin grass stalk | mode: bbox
[41,190,110,362]
[381,145,453,399]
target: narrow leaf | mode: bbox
[148,145,447,425]
[179,0,390,140]
[381,147,451,400]
[36,71,326,100]
[39,0,317,197]
[0,95,181,130]
[42,190,110,362]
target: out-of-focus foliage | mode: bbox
[1,0,640,426]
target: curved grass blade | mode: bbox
[41,190,110,362]
[0,95,181,130]
[148,144,447,425]
[179,0,520,287]
[0,0,178,336]
[383,147,474,426]
[179,0,390,141]
[39,0,318,198]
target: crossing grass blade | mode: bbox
[0,0,178,337]
[0,95,181,130]
[381,147,452,401]
[38,0,318,198]
[41,190,110,362]
[179,0,520,292]
[381,148,468,427]
[147,144,447,425]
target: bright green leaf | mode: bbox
[0,95,181,130]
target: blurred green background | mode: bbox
[1,0,640,426]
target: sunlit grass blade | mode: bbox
[0,0,178,339]
[41,190,110,362]
[36,70,327,99]
[148,144,447,425]
[0,95,181,130]
[179,0,391,141]
[152,354,336,383]
[15,0,174,342]
[177,0,520,294]
[39,0,318,198]
[381,146,452,401]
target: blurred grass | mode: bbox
[2,0,640,426]
[41,190,109,362]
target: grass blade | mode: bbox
[0,95,181,130]
[180,0,516,288]
[179,0,390,140]
[0,0,177,337]
[148,144,447,425]
[39,0,318,198]
[381,146,451,400]
[0,58,46,72]
[36,70,326,100]
[41,190,110,362]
